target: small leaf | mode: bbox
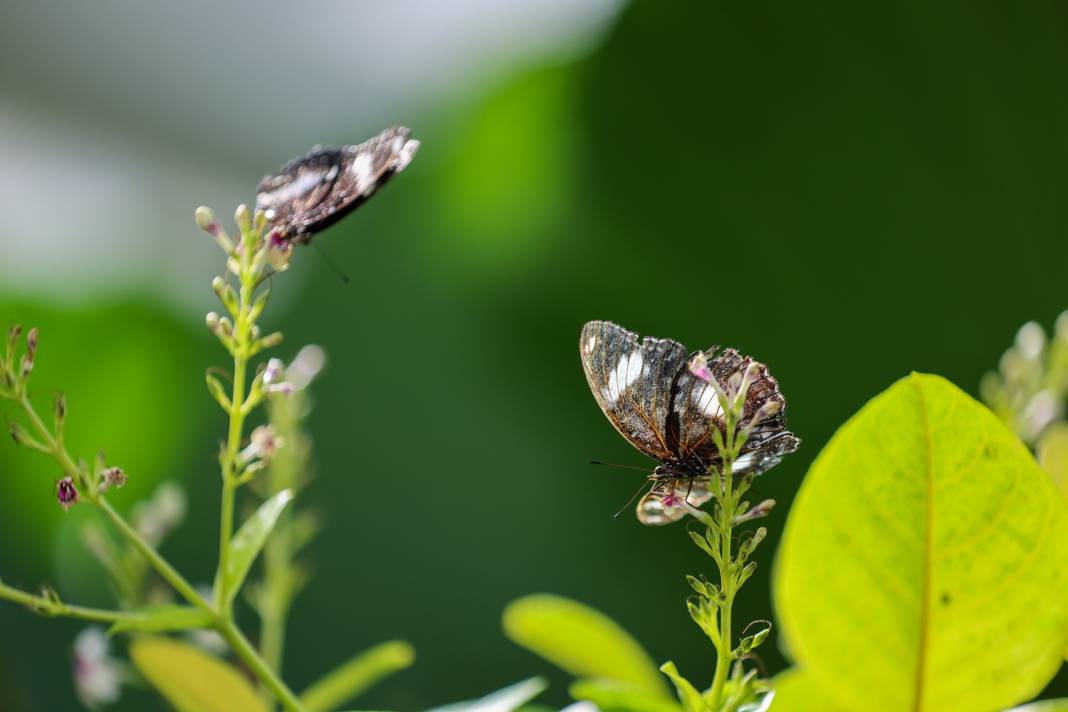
[214,489,294,605]
[300,640,415,712]
[569,679,683,712]
[658,662,705,712]
[130,636,266,712]
[503,594,670,699]
[427,677,547,712]
[774,374,1068,711]
[108,604,212,635]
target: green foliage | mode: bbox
[658,662,704,712]
[130,636,267,712]
[503,594,669,699]
[300,641,415,712]
[106,604,211,634]
[214,489,293,607]
[774,373,1068,711]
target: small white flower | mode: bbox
[73,628,123,709]
[241,425,283,463]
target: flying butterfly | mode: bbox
[256,126,420,243]
[579,320,799,525]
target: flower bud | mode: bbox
[6,323,22,351]
[263,358,285,386]
[235,204,251,235]
[26,327,38,356]
[217,317,234,338]
[56,476,79,511]
[211,277,237,313]
[259,332,284,349]
[688,352,711,383]
[265,229,293,272]
[100,467,127,492]
[195,206,235,252]
[733,498,776,525]
[54,394,67,427]
[10,421,28,445]
[19,353,34,380]
[206,312,221,333]
[747,400,781,428]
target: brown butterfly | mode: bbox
[579,320,799,525]
[256,126,419,243]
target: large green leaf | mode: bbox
[503,594,669,699]
[214,489,293,605]
[130,637,266,712]
[774,373,1068,711]
[770,669,845,711]
[300,640,415,712]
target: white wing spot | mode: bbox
[351,152,374,195]
[585,335,597,353]
[694,385,724,418]
[604,351,643,405]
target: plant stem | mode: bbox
[708,467,735,709]
[216,249,253,614]
[0,581,139,624]
[217,617,305,712]
[16,392,210,614]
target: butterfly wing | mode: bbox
[256,126,419,242]
[671,347,799,476]
[580,320,685,463]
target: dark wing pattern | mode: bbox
[671,347,800,476]
[256,126,419,242]
[580,320,686,463]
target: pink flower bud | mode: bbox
[56,477,79,511]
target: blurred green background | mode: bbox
[2,0,1068,709]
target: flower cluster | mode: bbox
[981,313,1068,446]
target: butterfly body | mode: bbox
[579,320,799,524]
[256,126,419,243]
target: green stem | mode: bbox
[217,618,305,712]
[0,581,140,624]
[708,468,735,709]
[217,257,253,614]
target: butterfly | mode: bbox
[579,320,799,525]
[256,126,420,243]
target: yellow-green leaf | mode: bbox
[658,662,704,712]
[569,679,683,712]
[503,594,670,700]
[774,373,1068,711]
[1038,422,1068,501]
[130,637,266,712]
[300,640,415,712]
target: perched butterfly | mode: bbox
[256,126,420,243]
[580,320,799,525]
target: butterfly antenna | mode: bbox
[313,243,351,284]
[613,479,654,520]
[588,460,650,472]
